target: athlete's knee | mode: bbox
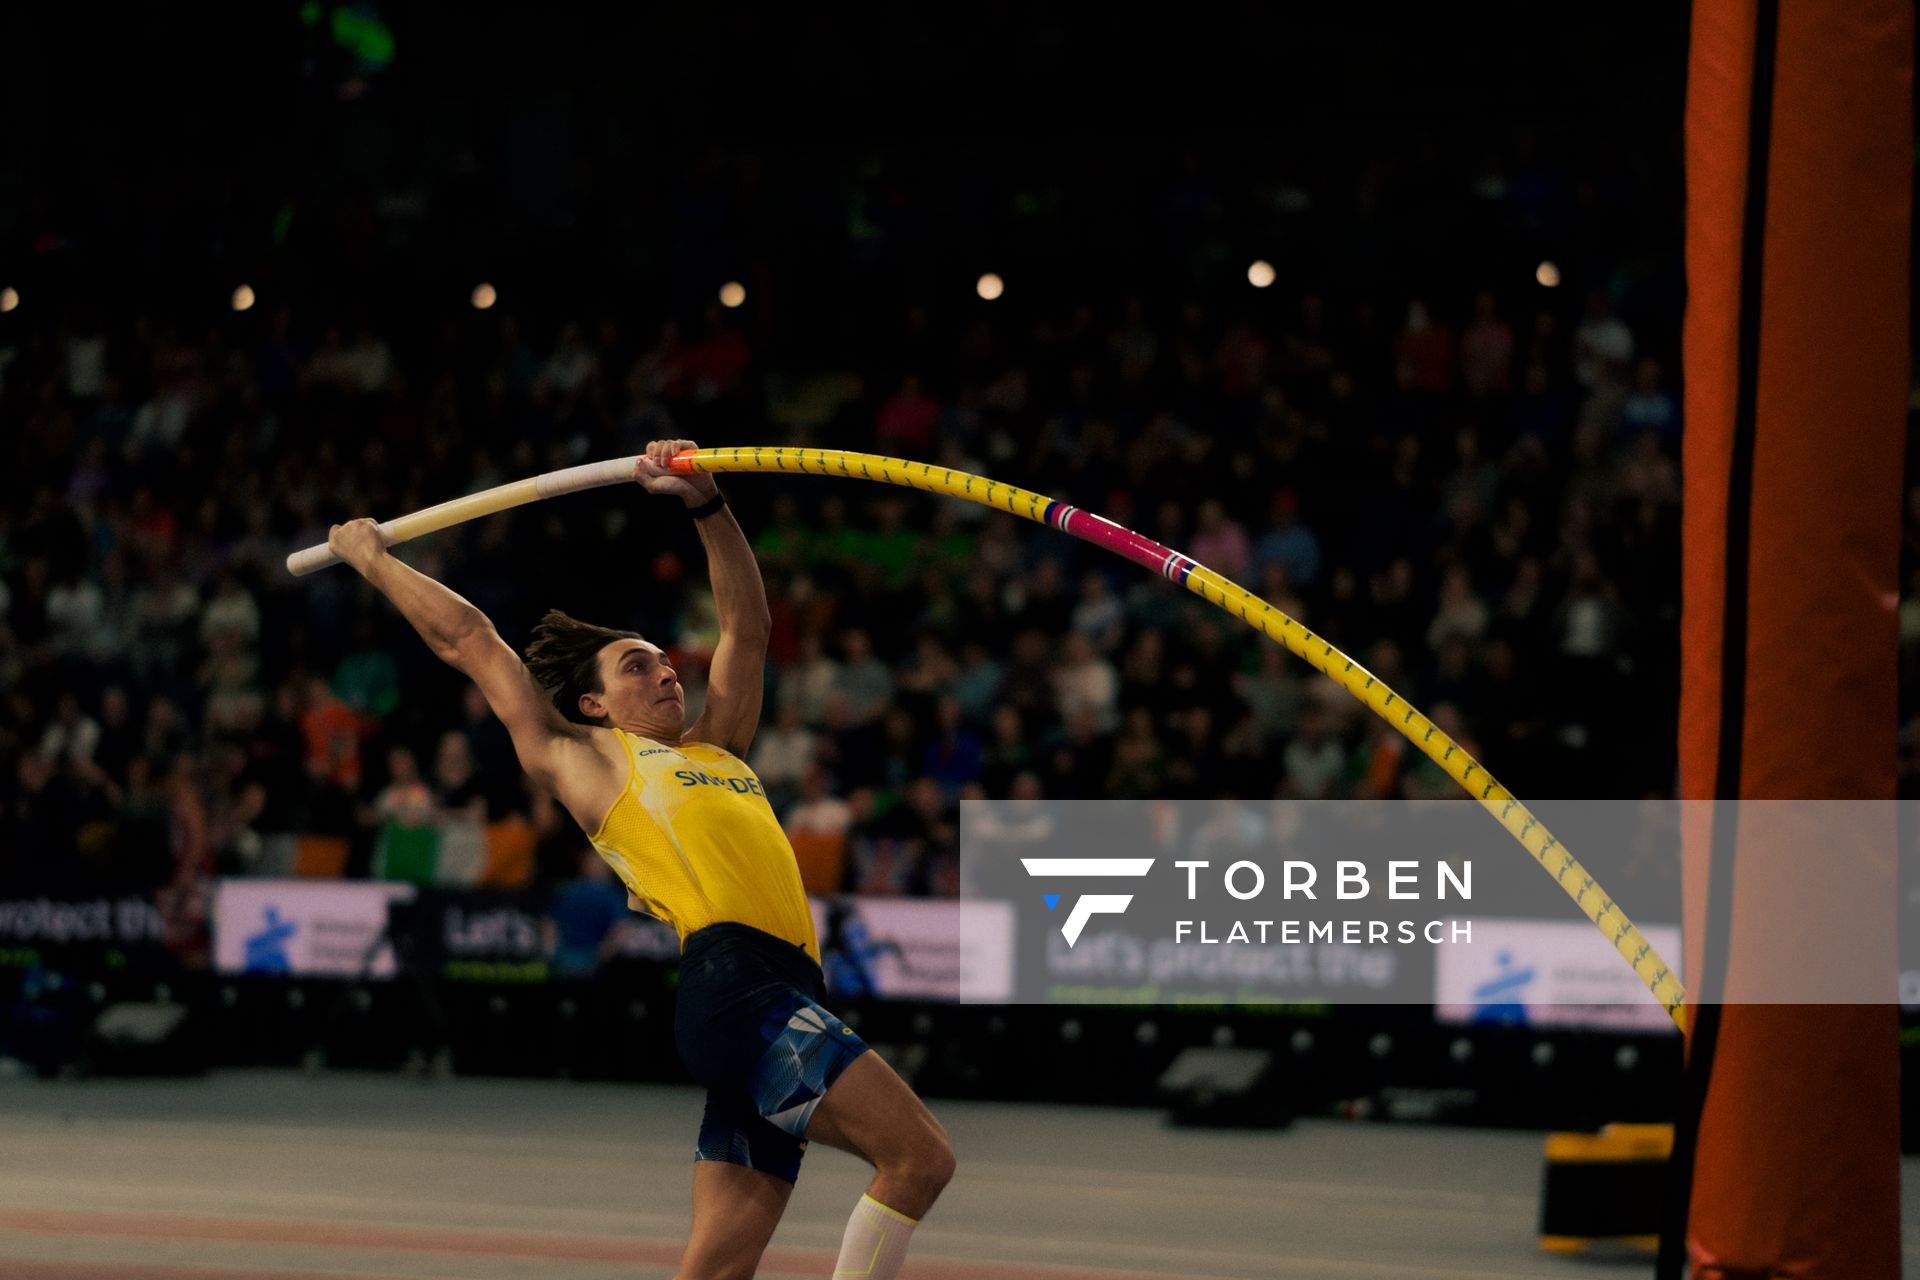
[924,1133,957,1197]
[889,1126,955,1205]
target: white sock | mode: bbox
[832,1192,919,1278]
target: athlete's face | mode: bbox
[583,639,685,737]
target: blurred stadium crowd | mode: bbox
[1,9,1767,979]
[0,267,1710,915]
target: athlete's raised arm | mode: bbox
[634,438,771,757]
[326,519,618,823]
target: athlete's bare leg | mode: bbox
[676,1160,792,1280]
[808,1049,955,1219]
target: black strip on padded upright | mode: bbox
[1658,4,1777,1277]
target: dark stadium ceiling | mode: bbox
[5,6,1687,145]
[0,5,1691,311]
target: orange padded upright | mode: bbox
[1675,1,1910,1276]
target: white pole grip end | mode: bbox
[285,520,401,577]
[536,455,641,499]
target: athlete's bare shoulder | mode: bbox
[550,725,635,836]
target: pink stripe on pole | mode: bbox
[1057,508,1194,583]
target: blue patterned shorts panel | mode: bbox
[692,988,869,1184]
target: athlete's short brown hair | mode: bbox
[524,609,644,725]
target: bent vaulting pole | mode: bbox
[287,445,1688,1026]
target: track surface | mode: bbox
[0,1071,1913,1278]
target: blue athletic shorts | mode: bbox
[675,923,870,1185]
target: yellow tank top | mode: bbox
[589,728,819,962]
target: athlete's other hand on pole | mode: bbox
[634,438,718,506]
[328,518,390,574]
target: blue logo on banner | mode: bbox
[244,907,297,974]
[1471,950,1535,1026]
[1042,894,1060,912]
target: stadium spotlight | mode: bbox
[471,282,498,310]
[0,287,17,313]
[718,281,746,309]
[976,272,1005,301]
[231,284,256,312]
[1247,259,1276,288]
[1535,260,1562,288]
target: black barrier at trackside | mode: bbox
[3,879,1916,1139]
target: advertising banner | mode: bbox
[422,888,679,979]
[813,897,1014,1003]
[212,881,996,999]
[0,895,168,957]
[1434,919,1685,1032]
[213,880,415,978]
